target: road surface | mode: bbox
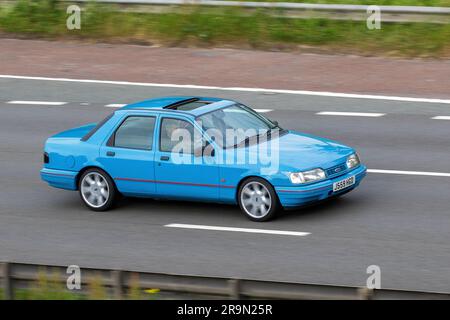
[0,76,449,293]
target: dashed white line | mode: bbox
[1,74,450,104]
[165,224,310,237]
[431,116,450,120]
[368,169,450,177]
[7,100,67,106]
[316,111,385,117]
[105,104,126,108]
[254,109,273,113]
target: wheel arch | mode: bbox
[235,175,279,203]
[75,166,114,190]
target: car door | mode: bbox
[154,116,219,201]
[98,114,158,196]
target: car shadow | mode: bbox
[117,196,242,217]
[115,194,356,222]
[278,196,350,221]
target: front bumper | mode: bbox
[40,168,78,190]
[275,164,367,208]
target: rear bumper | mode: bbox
[40,168,78,190]
[275,165,367,208]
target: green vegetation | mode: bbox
[87,273,108,300]
[2,268,86,300]
[0,0,449,57]
[0,267,158,300]
[229,0,450,7]
[127,273,144,300]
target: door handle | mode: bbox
[160,156,170,161]
[106,151,115,157]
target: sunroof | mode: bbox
[164,98,211,111]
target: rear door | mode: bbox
[98,114,158,196]
[154,115,219,201]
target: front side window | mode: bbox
[114,116,156,150]
[160,118,199,154]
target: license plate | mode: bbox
[333,176,355,192]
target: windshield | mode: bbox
[196,104,281,148]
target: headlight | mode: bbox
[346,153,360,169]
[289,168,326,184]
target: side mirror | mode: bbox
[204,144,215,157]
[194,141,215,157]
[203,141,215,157]
[272,120,279,127]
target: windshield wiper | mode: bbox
[231,134,258,149]
[231,128,280,149]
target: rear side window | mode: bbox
[113,116,156,150]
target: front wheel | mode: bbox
[238,178,279,222]
[79,168,116,211]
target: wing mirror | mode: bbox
[194,141,215,157]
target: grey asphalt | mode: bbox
[0,78,450,293]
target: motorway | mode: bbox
[0,77,449,293]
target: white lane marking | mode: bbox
[254,109,273,113]
[165,224,310,237]
[1,75,450,104]
[368,169,450,177]
[105,103,126,108]
[317,111,385,117]
[431,116,450,120]
[7,100,67,106]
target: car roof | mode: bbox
[118,96,236,117]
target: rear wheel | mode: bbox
[238,178,278,222]
[79,168,116,211]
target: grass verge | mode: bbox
[0,267,160,300]
[0,0,449,57]
[217,0,450,6]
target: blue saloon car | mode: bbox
[41,96,366,221]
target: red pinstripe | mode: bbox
[114,177,235,189]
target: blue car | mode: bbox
[41,96,366,221]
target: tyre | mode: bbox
[238,177,279,222]
[78,168,116,211]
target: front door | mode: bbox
[154,116,219,201]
